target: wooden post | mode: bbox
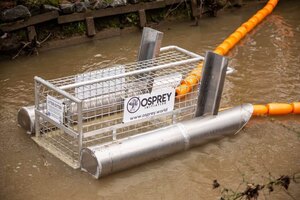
[190,0,199,18]
[85,17,96,37]
[138,9,147,28]
[190,0,202,26]
[27,25,37,41]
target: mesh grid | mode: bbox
[34,46,203,168]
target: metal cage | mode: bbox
[33,46,204,168]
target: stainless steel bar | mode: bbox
[137,28,163,93]
[77,101,83,159]
[195,51,228,117]
[34,79,41,137]
[137,27,163,61]
[80,104,253,178]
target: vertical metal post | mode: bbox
[34,79,40,137]
[137,27,163,61]
[195,51,228,117]
[136,27,164,93]
[77,101,83,159]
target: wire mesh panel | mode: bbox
[34,46,204,168]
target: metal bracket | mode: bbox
[137,27,163,61]
[195,51,228,117]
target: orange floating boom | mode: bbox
[253,102,300,116]
[175,0,299,117]
[176,0,279,98]
[214,0,279,56]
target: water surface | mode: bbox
[0,1,299,199]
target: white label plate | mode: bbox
[46,95,64,124]
[123,87,175,123]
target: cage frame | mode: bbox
[33,45,204,168]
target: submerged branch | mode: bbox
[213,173,300,200]
[12,33,52,59]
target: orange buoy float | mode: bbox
[176,84,191,98]
[183,75,199,86]
[252,102,300,116]
[292,102,300,114]
[242,21,256,32]
[267,103,293,115]
[236,26,247,38]
[253,105,268,116]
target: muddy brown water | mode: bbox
[0,1,300,200]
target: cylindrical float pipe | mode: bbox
[17,106,35,134]
[80,104,253,178]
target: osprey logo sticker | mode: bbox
[123,87,175,123]
[127,97,140,113]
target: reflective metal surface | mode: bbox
[137,27,163,61]
[81,104,253,178]
[17,106,35,134]
[195,51,228,117]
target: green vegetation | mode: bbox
[61,22,86,36]
[124,13,139,26]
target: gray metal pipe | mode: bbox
[80,104,253,178]
[17,106,35,134]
